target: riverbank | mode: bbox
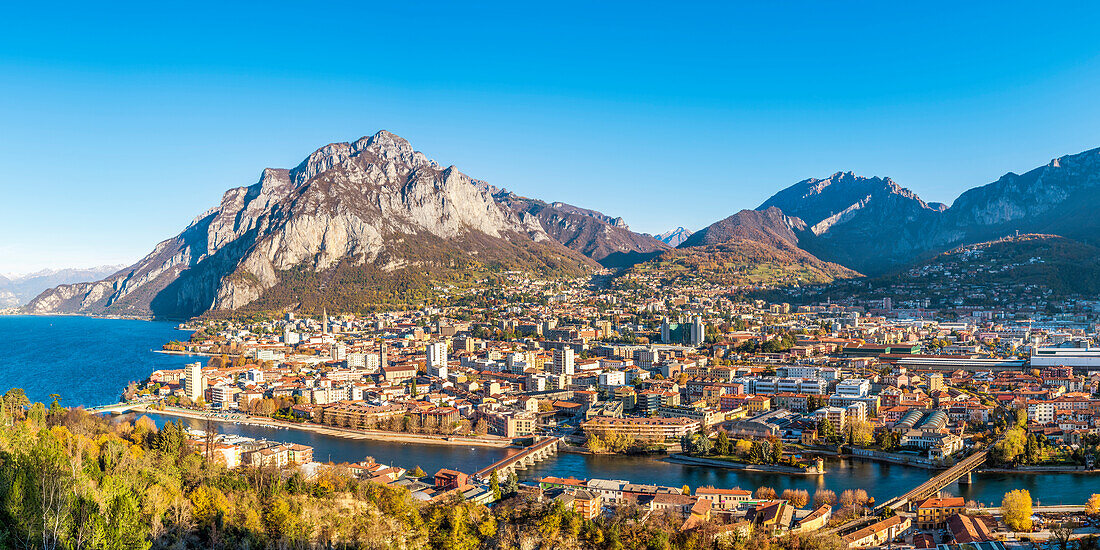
[979,466,1100,474]
[837,449,939,470]
[134,405,516,448]
[665,454,823,475]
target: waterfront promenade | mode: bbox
[136,405,515,448]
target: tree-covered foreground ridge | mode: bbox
[0,389,852,550]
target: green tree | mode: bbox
[490,470,502,501]
[502,471,519,497]
[2,387,29,421]
[715,430,731,456]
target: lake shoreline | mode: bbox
[0,311,157,321]
[978,466,1100,474]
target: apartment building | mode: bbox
[581,416,699,441]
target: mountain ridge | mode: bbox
[0,265,125,307]
[26,137,1100,318]
[26,131,595,319]
[753,146,1100,275]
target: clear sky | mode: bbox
[3,1,1100,274]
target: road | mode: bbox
[979,505,1087,514]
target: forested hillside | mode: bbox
[0,389,846,550]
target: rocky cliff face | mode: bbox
[756,172,942,274]
[656,227,692,247]
[490,192,669,268]
[937,147,1100,243]
[750,147,1100,275]
[27,131,593,318]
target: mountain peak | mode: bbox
[26,131,594,318]
[679,207,806,249]
[354,129,415,157]
[759,171,932,229]
[656,226,693,247]
[289,130,430,186]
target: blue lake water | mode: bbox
[0,315,200,407]
[2,315,1096,506]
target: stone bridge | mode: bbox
[474,436,561,482]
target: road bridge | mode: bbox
[827,446,992,537]
[473,436,560,482]
[875,448,989,513]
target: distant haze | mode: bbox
[0,265,125,307]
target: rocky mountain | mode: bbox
[656,227,692,247]
[26,131,594,319]
[0,275,11,308]
[752,147,1100,276]
[756,172,943,274]
[0,265,125,307]
[679,207,807,249]
[490,191,669,268]
[628,208,859,288]
[937,147,1100,244]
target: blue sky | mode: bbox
[3,1,1100,273]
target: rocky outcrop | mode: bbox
[756,172,942,274]
[656,227,693,247]
[27,131,593,318]
[490,192,669,268]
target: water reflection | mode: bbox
[132,413,1098,505]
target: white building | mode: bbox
[283,326,300,345]
[553,348,576,375]
[689,316,706,347]
[426,342,448,379]
[781,366,821,379]
[1031,346,1100,371]
[813,406,848,431]
[836,379,871,398]
[184,362,205,402]
[255,349,285,362]
[598,370,626,391]
[330,343,347,361]
[1027,400,1056,424]
[210,383,239,409]
[751,377,778,394]
[799,378,828,395]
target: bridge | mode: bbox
[876,448,989,513]
[473,436,561,482]
[827,446,991,537]
[87,402,145,414]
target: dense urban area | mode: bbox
[13,268,1089,549]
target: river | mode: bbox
[2,315,1096,506]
